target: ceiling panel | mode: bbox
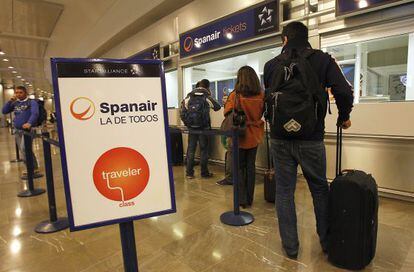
[0,0,13,32]
[13,39,48,58]
[13,0,63,37]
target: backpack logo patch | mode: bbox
[284,119,301,132]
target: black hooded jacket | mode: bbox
[264,38,354,141]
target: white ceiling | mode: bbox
[0,0,194,98]
[0,0,63,96]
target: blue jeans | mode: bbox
[186,133,209,176]
[271,139,329,254]
[15,133,39,169]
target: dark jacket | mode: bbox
[264,41,354,141]
[2,98,39,129]
[183,87,221,128]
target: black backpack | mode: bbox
[36,100,47,126]
[180,92,210,129]
[264,49,327,139]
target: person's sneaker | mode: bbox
[283,246,298,260]
[201,172,214,179]
[216,179,233,186]
[321,244,328,255]
[285,250,298,260]
[186,174,195,180]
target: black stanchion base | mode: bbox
[220,211,254,226]
[18,188,46,197]
[35,218,69,233]
[10,159,23,163]
[21,172,44,180]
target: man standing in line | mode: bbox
[264,22,353,259]
[181,79,221,179]
[2,86,40,175]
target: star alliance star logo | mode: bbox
[130,65,141,75]
[258,6,274,26]
[152,48,159,59]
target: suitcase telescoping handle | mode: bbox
[265,121,272,170]
[335,125,343,177]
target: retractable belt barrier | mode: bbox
[15,129,69,233]
[169,126,254,227]
[15,130,46,197]
[35,132,69,233]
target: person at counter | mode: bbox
[217,93,233,186]
[224,66,264,208]
[263,22,353,259]
[181,79,221,179]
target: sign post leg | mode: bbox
[119,221,139,272]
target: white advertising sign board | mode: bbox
[51,59,176,231]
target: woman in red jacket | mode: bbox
[224,66,264,208]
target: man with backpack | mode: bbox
[263,22,353,259]
[181,79,221,179]
[2,86,43,174]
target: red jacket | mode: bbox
[224,91,265,149]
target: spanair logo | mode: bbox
[183,36,194,52]
[258,6,274,26]
[93,147,150,208]
[70,97,95,120]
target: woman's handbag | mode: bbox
[220,93,246,137]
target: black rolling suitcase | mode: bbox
[264,122,275,203]
[328,126,379,270]
[169,127,184,166]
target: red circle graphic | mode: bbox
[93,147,150,202]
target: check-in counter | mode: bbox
[168,102,414,201]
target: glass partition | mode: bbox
[165,70,179,108]
[325,33,414,103]
[183,47,282,106]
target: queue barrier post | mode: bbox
[18,132,45,197]
[171,126,254,227]
[119,221,139,272]
[219,128,254,226]
[35,132,69,233]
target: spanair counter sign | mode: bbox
[51,59,176,231]
[179,0,278,58]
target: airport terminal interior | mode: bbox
[1,0,414,271]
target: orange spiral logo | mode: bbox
[183,36,194,52]
[70,97,95,120]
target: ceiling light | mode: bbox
[12,71,17,74]
[16,75,21,78]
[21,79,25,81]
[358,0,368,8]
[0,50,5,55]
[3,58,9,62]
[8,66,14,69]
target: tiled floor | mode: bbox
[0,128,413,271]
